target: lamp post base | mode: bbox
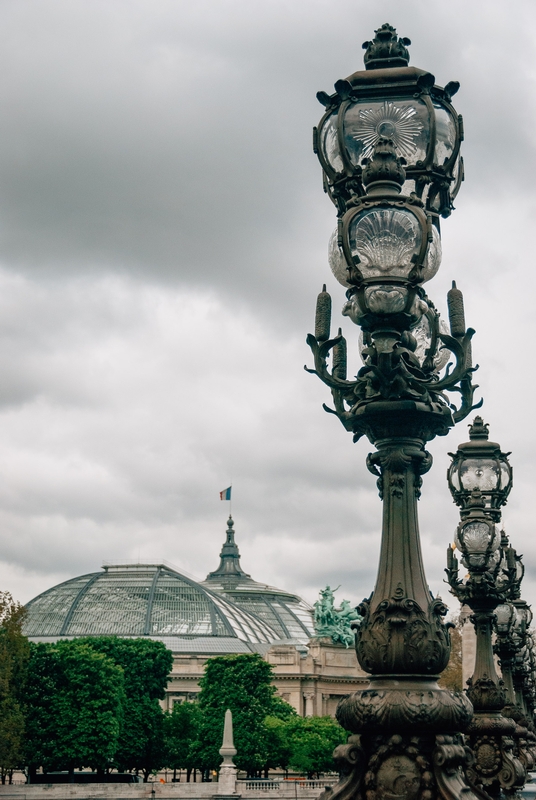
[318,679,485,800]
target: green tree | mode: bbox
[0,593,30,784]
[191,654,295,777]
[79,637,173,780]
[438,615,463,692]
[263,716,293,774]
[164,702,202,780]
[286,716,346,778]
[25,641,124,777]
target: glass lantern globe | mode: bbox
[329,209,441,291]
[495,603,516,636]
[515,602,533,634]
[314,24,463,218]
[336,198,434,328]
[447,417,513,520]
[455,518,500,570]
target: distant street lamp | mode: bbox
[446,419,527,796]
[307,23,482,800]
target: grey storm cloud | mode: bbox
[0,0,534,616]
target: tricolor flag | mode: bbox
[220,486,232,501]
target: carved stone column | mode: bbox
[304,691,316,717]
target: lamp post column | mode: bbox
[309,23,483,800]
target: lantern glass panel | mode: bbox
[321,111,344,173]
[410,314,450,370]
[401,178,415,197]
[460,458,500,492]
[433,103,457,165]
[500,462,511,491]
[348,207,422,278]
[328,229,350,287]
[451,156,463,199]
[449,465,461,491]
[421,225,442,283]
[343,98,430,167]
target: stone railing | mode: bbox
[0,778,337,800]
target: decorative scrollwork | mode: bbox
[318,735,366,800]
[367,444,433,500]
[337,685,473,735]
[305,298,481,441]
[355,590,451,675]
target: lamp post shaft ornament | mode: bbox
[308,23,485,800]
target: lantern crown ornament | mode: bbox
[314,22,463,220]
[362,23,411,70]
[447,416,513,521]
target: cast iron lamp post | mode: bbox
[307,23,483,800]
[446,419,526,795]
[495,598,536,774]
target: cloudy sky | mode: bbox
[0,0,535,618]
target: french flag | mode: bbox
[220,486,232,501]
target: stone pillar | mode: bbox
[218,708,237,795]
[304,691,315,717]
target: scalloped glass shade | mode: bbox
[460,459,500,492]
[455,522,487,553]
[349,207,421,278]
[343,98,430,167]
[422,226,442,282]
[328,229,350,287]
[495,603,514,632]
[320,111,343,173]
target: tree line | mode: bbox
[0,592,346,782]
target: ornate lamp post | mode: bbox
[446,419,526,796]
[495,597,536,774]
[307,23,483,800]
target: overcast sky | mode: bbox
[0,0,535,619]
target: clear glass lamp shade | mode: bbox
[448,464,461,491]
[455,521,491,554]
[342,98,430,167]
[349,208,422,279]
[495,603,514,634]
[434,103,457,165]
[455,520,499,568]
[320,111,344,173]
[328,229,350,287]
[459,459,500,492]
[500,462,511,491]
[421,226,442,282]
[518,605,533,629]
[329,223,441,288]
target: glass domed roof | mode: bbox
[24,563,280,647]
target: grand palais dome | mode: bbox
[24,516,315,654]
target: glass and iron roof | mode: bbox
[24,516,315,650]
[24,564,280,645]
